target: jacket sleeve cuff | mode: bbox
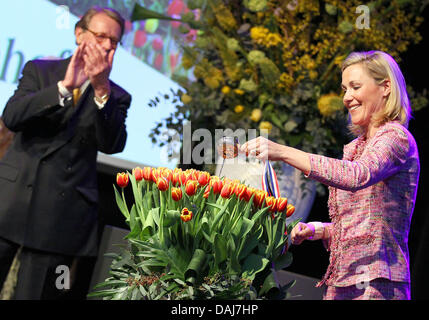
[307,221,324,240]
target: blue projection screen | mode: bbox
[0,0,181,170]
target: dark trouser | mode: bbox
[0,236,96,300]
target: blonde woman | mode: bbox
[241,51,420,300]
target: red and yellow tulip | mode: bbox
[276,197,288,213]
[234,183,246,199]
[142,167,153,181]
[286,204,295,217]
[197,171,210,186]
[211,178,223,194]
[203,184,211,199]
[180,207,193,222]
[171,187,183,202]
[220,182,234,199]
[185,180,198,196]
[159,168,173,182]
[243,187,255,202]
[265,196,277,213]
[179,171,190,185]
[133,167,144,182]
[116,172,129,188]
[151,168,160,183]
[172,168,182,186]
[253,190,267,208]
[156,176,169,192]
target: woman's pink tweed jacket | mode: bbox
[308,122,420,287]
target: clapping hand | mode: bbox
[62,43,89,91]
[62,41,114,98]
[82,42,114,97]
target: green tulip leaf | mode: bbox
[113,185,129,221]
[238,233,261,261]
[148,207,160,227]
[162,210,181,227]
[129,173,142,210]
[259,270,280,298]
[251,206,269,223]
[207,198,232,232]
[238,217,254,238]
[129,204,137,228]
[243,198,254,218]
[152,183,160,208]
[214,233,228,265]
[140,210,156,238]
[199,217,213,243]
[185,249,206,285]
[205,202,226,211]
[242,254,269,281]
[227,234,241,274]
[273,251,293,270]
[125,206,141,239]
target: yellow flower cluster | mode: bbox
[265,33,283,47]
[181,94,192,104]
[277,73,294,93]
[317,93,344,117]
[250,26,268,44]
[250,26,282,47]
[204,68,224,89]
[259,121,273,133]
[193,59,224,89]
[221,86,231,94]
[234,105,244,113]
[334,54,347,67]
[250,109,262,122]
[210,1,236,31]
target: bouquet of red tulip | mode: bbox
[89,166,298,300]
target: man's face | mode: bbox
[76,13,122,53]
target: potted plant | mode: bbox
[88,166,298,300]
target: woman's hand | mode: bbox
[291,222,315,245]
[240,136,286,161]
[240,136,311,175]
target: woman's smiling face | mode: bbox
[341,63,390,135]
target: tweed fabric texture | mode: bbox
[308,122,420,288]
[323,278,410,300]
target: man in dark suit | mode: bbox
[0,7,131,299]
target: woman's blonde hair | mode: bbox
[341,50,411,136]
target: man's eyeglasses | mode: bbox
[84,28,121,48]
